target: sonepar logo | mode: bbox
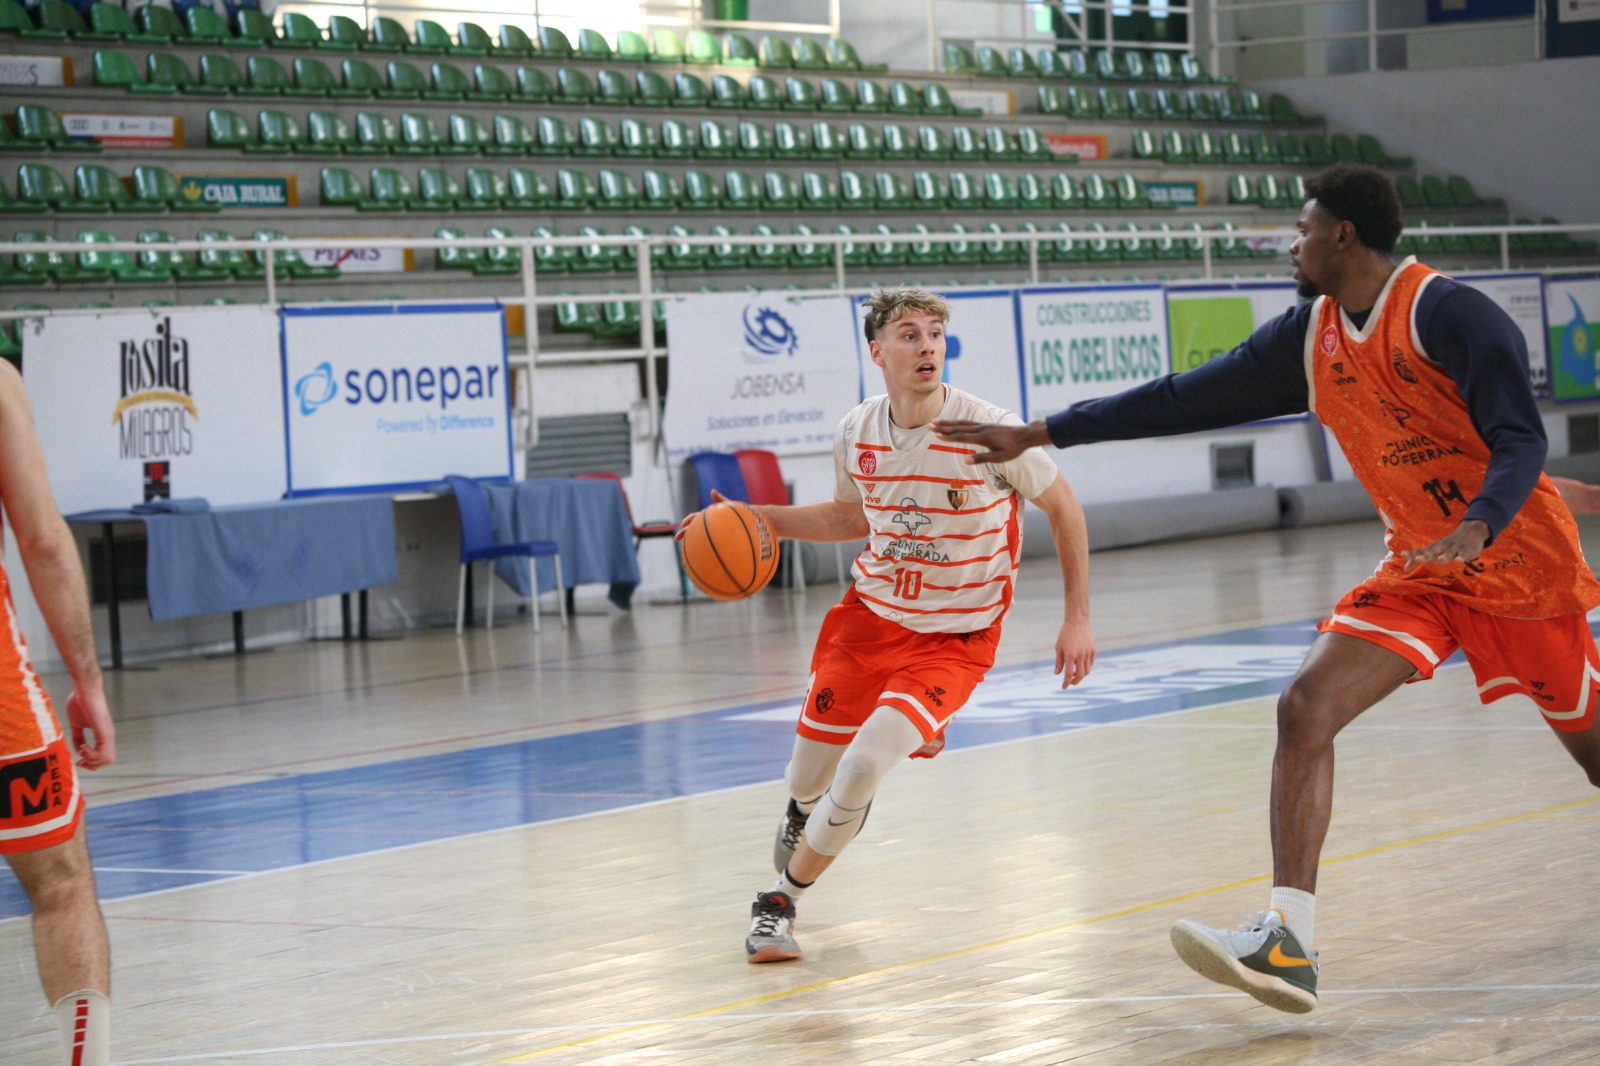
[292,360,503,415]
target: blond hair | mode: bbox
[862,287,950,343]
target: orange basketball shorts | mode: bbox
[1318,581,1600,733]
[797,590,1000,746]
[0,641,81,855]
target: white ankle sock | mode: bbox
[1269,887,1316,950]
[771,867,811,900]
[52,989,110,1066]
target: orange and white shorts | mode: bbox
[1318,582,1600,733]
[0,632,81,854]
[797,590,1000,746]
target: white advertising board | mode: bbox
[850,290,1025,417]
[1457,272,1549,398]
[280,303,513,495]
[1016,284,1170,419]
[24,307,287,513]
[662,292,862,460]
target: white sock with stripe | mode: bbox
[53,989,110,1066]
[1269,887,1316,951]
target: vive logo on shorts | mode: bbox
[741,305,799,363]
[294,361,338,415]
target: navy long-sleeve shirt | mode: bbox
[1042,275,1546,540]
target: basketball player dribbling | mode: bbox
[0,360,117,1063]
[934,165,1600,1013]
[681,287,1096,962]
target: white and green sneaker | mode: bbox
[1170,912,1319,1013]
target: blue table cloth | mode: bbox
[67,496,399,621]
[480,479,641,609]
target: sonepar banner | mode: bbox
[1016,284,1169,419]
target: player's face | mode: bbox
[870,312,946,394]
[1290,200,1345,300]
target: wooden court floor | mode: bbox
[4,519,1600,1065]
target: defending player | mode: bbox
[0,360,117,1063]
[683,287,1095,963]
[933,165,1600,1012]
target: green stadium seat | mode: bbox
[1222,132,1251,165]
[355,110,405,153]
[679,28,717,65]
[337,57,382,95]
[925,82,970,115]
[231,8,276,46]
[133,229,223,280]
[415,166,464,209]
[979,222,1022,265]
[1330,133,1359,163]
[426,61,472,100]
[507,167,553,208]
[774,120,811,159]
[579,115,619,156]
[1004,46,1039,78]
[945,171,976,210]
[595,166,637,208]
[402,111,469,154]
[1448,175,1504,208]
[207,107,261,151]
[383,59,428,98]
[434,224,483,271]
[187,5,249,48]
[609,28,647,62]
[486,114,532,155]
[873,171,910,209]
[495,24,534,57]
[17,162,97,210]
[1045,222,1085,264]
[534,114,575,155]
[1128,87,1158,121]
[1303,132,1333,165]
[982,126,1018,163]
[13,105,96,151]
[272,12,319,49]
[1394,174,1425,210]
[648,27,684,64]
[702,73,742,109]
[1238,89,1267,121]
[1113,172,1151,209]
[854,78,887,113]
[673,71,711,108]
[1158,129,1189,163]
[1250,131,1279,164]
[1150,52,1179,82]
[784,75,819,111]
[535,26,573,61]
[195,228,265,279]
[636,168,678,209]
[451,112,503,154]
[1275,132,1305,165]
[1050,172,1080,210]
[365,167,418,210]
[14,229,107,283]
[192,52,244,94]
[554,167,596,209]
[513,65,553,102]
[885,81,921,115]
[730,120,770,160]
[617,117,657,157]
[1066,86,1100,119]
[132,164,219,211]
[595,68,633,106]
[942,41,977,74]
[695,118,733,160]
[86,2,163,43]
[760,34,796,68]
[982,171,1016,210]
[975,45,1007,78]
[681,169,721,209]
[134,4,185,42]
[302,110,354,154]
[792,36,829,70]
[911,171,944,209]
[721,169,759,210]
[786,222,830,266]
[1017,175,1048,210]
[557,66,595,104]
[1131,128,1159,160]
[1214,90,1244,123]
[949,125,981,162]
[747,74,785,110]
[141,51,198,93]
[882,123,914,161]
[1037,85,1066,116]
[831,38,886,72]
[571,27,611,62]
[1226,172,1255,205]
[410,19,463,56]
[244,54,303,95]
[1155,88,1188,121]
[761,170,798,210]
[800,171,838,210]
[1422,174,1453,208]
[1185,89,1217,123]
[1034,48,1069,80]
[76,162,154,211]
[834,122,874,161]
[464,166,505,208]
[299,55,362,96]
[657,117,695,158]
[364,16,409,53]
[1115,222,1153,261]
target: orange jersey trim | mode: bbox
[854,588,1006,615]
[863,497,1008,517]
[867,545,1013,568]
[850,472,986,486]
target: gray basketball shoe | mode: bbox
[1170,911,1319,1013]
[745,890,801,963]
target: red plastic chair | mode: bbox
[575,471,687,600]
[733,449,805,591]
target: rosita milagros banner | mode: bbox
[24,306,287,513]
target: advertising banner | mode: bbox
[302,244,414,274]
[1016,284,1170,419]
[948,88,1014,115]
[1457,272,1549,398]
[662,292,861,459]
[1166,281,1298,373]
[176,175,297,208]
[25,307,286,513]
[281,303,513,495]
[1546,274,1600,402]
[851,290,1025,417]
[1145,179,1203,207]
[61,113,180,148]
[1043,133,1109,161]
[0,55,70,86]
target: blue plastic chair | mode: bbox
[446,474,567,634]
[686,450,749,509]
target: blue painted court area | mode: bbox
[2,619,1354,916]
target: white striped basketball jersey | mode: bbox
[835,386,1058,634]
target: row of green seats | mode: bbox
[1133,128,1407,168]
[0,1,884,71]
[431,218,1272,278]
[1039,84,1280,125]
[207,108,1062,165]
[2,163,220,213]
[89,49,973,114]
[1392,221,1597,258]
[0,227,338,284]
[318,163,1170,213]
[947,43,1233,87]
[1226,172,1309,209]
[1396,174,1506,211]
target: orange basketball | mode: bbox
[681,500,780,601]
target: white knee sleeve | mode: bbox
[803,709,926,856]
[784,736,844,805]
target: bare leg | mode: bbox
[1552,717,1600,788]
[4,827,109,1003]
[1270,633,1417,891]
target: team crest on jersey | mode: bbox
[1319,326,1339,355]
[858,451,877,475]
[1391,347,1418,384]
[947,484,968,510]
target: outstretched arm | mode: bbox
[1028,474,1095,688]
[680,491,870,544]
[0,362,114,768]
[1551,475,1600,516]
